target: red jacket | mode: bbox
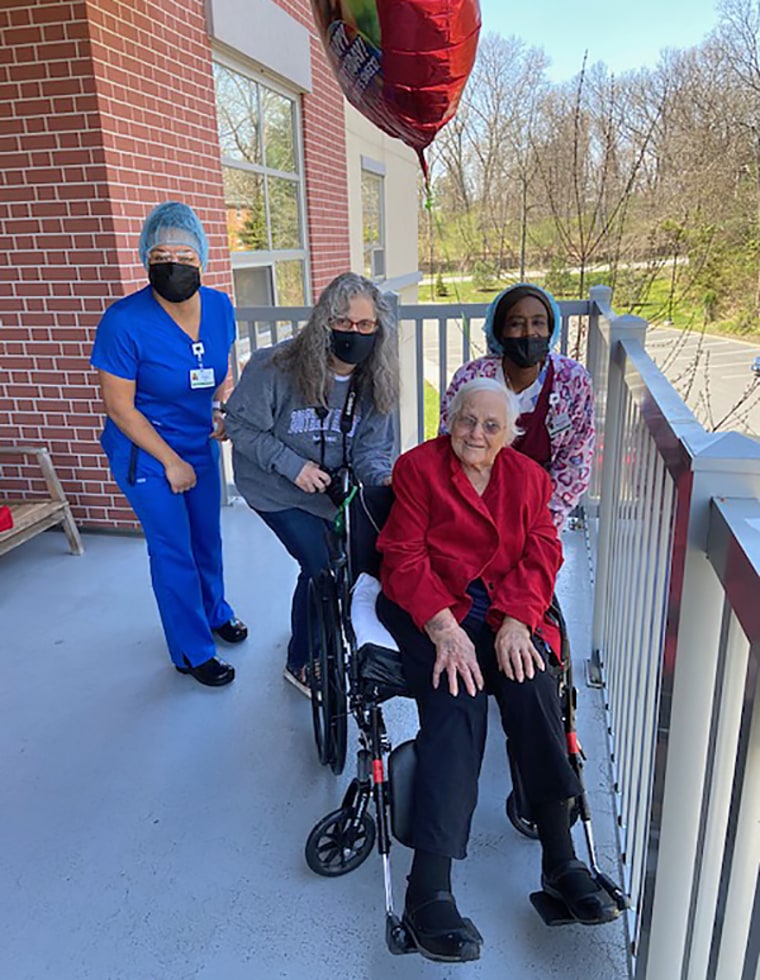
[377,436,563,653]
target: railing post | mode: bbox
[591,311,648,660]
[586,285,612,391]
[382,290,402,456]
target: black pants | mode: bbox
[377,594,582,860]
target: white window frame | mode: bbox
[361,156,386,282]
[213,50,311,305]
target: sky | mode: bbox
[477,0,723,82]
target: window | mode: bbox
[361,167,385,281]
[213,60,308,310]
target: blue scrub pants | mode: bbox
[255,507,331,672]
[111,447,234,668]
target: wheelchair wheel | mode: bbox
[308,577,331,766]
[307,573,348,774]
[305,807,376,877]
[506,791,540,839]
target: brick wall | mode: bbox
[1,1,117,523]
[0,0,351,530]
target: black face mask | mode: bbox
[501,335,550,368]
[329,329,377,365]
[149,262,201,303]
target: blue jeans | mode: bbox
[256,507,332,671]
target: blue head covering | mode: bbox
[483,282,562,355]
[138,201,209,270]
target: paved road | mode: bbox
[645,326,760,436]
[418,318,760,437]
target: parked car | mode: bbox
[753,355,760,377]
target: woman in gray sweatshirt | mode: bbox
[224,272,399,694]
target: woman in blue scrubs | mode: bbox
[91,201,247,687]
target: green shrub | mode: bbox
[472,260,498,291]
[544,258,575,297]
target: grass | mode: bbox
[424,380,441,440]
[421,270,760,341]
[419,277,515,306]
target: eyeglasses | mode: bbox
[149,249,199,266]
[329,316,378,334]
[453,415,504,436]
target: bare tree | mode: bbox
[532,57,665,298]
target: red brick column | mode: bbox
[0,0,232,529]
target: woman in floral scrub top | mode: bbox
[440,283,594,531]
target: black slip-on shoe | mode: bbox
[402,891,481,963]
[212,618,248,644]
[175,656,235,687]
[541,859,620,925]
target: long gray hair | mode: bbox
[272,272,399,414]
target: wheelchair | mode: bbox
[303,470,627,953]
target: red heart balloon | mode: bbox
[311,0,481,166]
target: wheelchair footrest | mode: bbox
[386,914,415,955]
[529,890,579,926]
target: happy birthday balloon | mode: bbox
[311,0,481,172]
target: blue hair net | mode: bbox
[139,201,209,270]
[483,282,562,355]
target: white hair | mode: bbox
[448,377,522,445]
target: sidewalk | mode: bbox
[0,504,630,979]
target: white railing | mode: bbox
[234,296,591,450]
[233,289,760,979]
[586,285,760,980]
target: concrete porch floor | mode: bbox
[1,501,630,980]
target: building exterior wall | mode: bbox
[344,103,419,304]
[1,0,353,529]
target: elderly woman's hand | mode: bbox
[495,616,546,683]
[424,609,484,697]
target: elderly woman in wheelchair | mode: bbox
[374,377,619,962]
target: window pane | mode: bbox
[275,260,306,305]
[262,87,296,173]
[223,167,268,251]
[233,266,275,364]
[362,171,383,247]
[214,63,261,165]
[233,266,274,307]
[268,176,302,249]
[362,170,384,277]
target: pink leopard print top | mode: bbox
[439,352,595,531]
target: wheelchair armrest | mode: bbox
[358,643,411,702]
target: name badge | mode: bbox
[190,367,215,389]
[547,412,572,437]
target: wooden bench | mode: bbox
[0,445,84,557]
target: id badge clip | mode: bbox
[190,367,215,389]
[189,340,213,388]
